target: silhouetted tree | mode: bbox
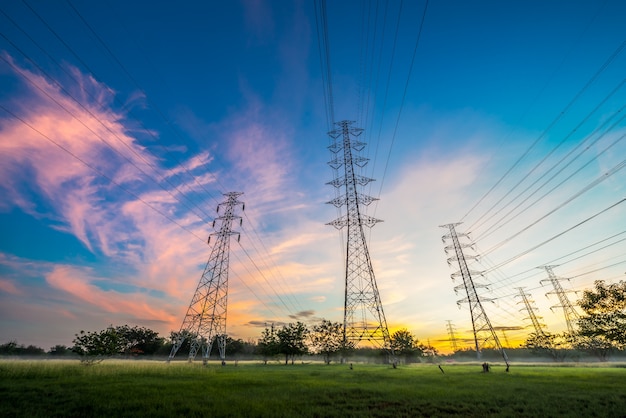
[0,341,46,356]
[115,325,164,356]
[257,324,280,364]
[576,280,626,359]
[523,332,569,362]
[390,329,425,363]
[72,326,121,363]
[277,322,309,364]
[72,324,165,363]
[310,320,349,364]
[0,341,20,355]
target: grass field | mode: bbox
[1,360,626,417]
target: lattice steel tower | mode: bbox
[168,192,244,364]
[440,223,509,366]
[446,320,460,352]
[515,287,547,336]
[539,265,579,334]
[325,120,392,350]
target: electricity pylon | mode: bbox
[325,120,392,352]
[168,192,244,364]
[492,326,524,348]
[515,287,547,336]
[539,265,579,334]
[440,223,509,367]
[446,320,459,352]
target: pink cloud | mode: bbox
[0,279,21,295]
[45,265,177,326]
[0,57,162,254]
[0,53,337,342]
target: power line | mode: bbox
[480,157,626,257]
[475,106,626,242]
[465,40,626,231]
[368,0,404,191]
[478,232,626,296]
[375,0,429,203]
[458,0,611,223]
[314,0,335,128]
[482,198,626,273]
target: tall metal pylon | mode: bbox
[325,120,392,351]
[440,223,509,367]
[539,265,579,334]
[168,192,244,364]
[515,287,547,336]
[445,320,459,352]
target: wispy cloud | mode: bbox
[0,54,336,346]
[0,279,21,295]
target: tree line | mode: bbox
[0,320,436,365]
[3,279,624,363]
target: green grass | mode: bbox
[1,360,626,417]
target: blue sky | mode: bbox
[1,0,625,352]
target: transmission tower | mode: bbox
[325,120,392,352]
[168,192,244,364]
[445,320,459,352]
[539,265,579,334]
[440,223,509,366]
[492,326,524,348]
[515,287,547,336]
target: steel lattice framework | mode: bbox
[539,265,579,334]
[515,287,547,336]
[325,120,392,351]
[440,223,509,366]
[168,192,244,364]
[446,320,460,352]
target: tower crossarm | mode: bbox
[446,253,478,266]
[326,174,375,188]
[326,214,383,229]
[444,242,474,254]
[451,270,483,280]
[326,194,379,207]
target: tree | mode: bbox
[571,334,614,362]
[115,325,164,356]
[310,320,350,364]
[577,280,626,353]
[390,329,425,363]
[257,324,280,364]
[72,326,122,363]
[0,341,20,355]
[0,341,46,356]
[277,322,309,364]
[72,325,165,363]
[523,332,569,362]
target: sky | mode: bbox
[0,0,625,354]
